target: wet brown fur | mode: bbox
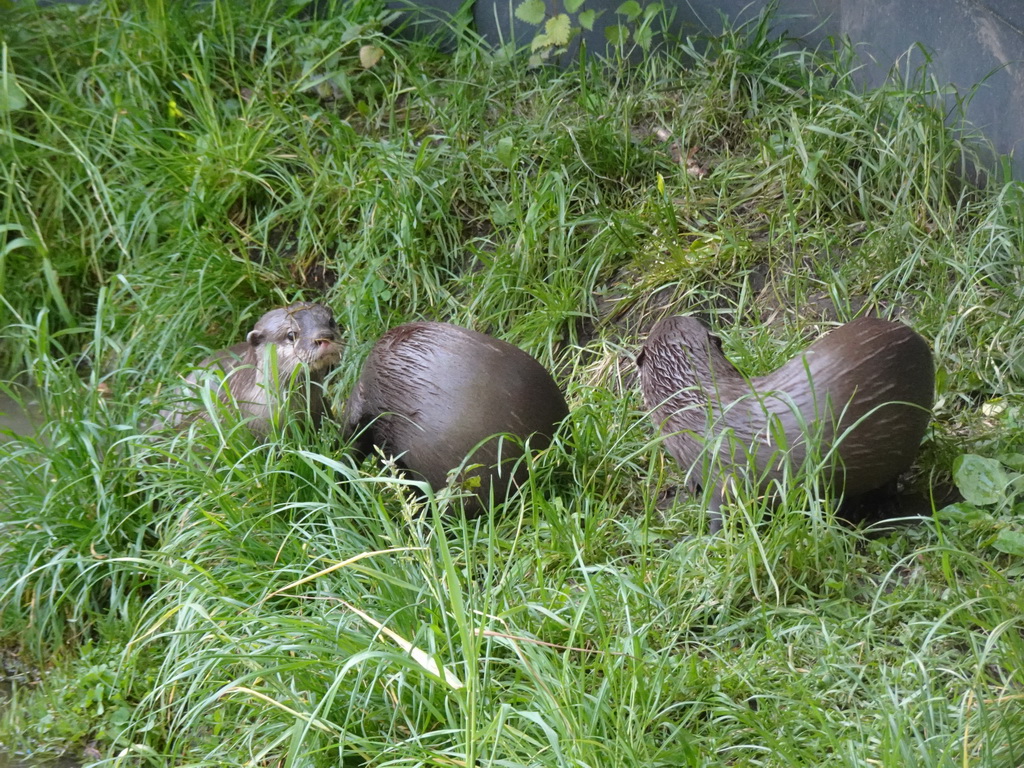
[161,302,343,438]
[638,316,934,531]
[342,322,569,516]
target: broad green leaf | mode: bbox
[0,72,27,113]
[530,32,551,52]
[579,91,601,110]
[935,502,989,522]
[515,0,546,25]
[490,200,513,224]
[578,9,596,29]
[496,136,515,168]
[616,0,642,21]
[998,452,1024,471]
[952,454,1011,507]
[992,529,1024,557]
[545,14,572,46]
[341,22,368,43]
[643,2,663,19]
[635,24,653,49]
[604,24,628,45]
[370,277,393,302]
[565,0,586,13]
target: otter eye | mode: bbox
[286,331,297,343]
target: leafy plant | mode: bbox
[946,451,1024,558]
[603,0,664,51]
[291,21,392,103]
[514,0,662,65]
[0,642,140,761]
[953,453,1016,509]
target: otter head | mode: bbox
[246,302,343,381]
[638,315,731,400]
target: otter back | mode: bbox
[639,315,934,531]
[342,321,569,516]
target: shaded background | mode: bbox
[412,0,1024,179]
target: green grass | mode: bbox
[2,0,1024,765]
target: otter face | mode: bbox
[247,302,343,379]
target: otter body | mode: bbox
[342,322,569,515]
[162,302,342,437]
[638,315,934,531]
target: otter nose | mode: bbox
[313,335,339,351]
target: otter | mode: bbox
[341,322,569,516]
[160,302,343,438]
[638,315,934,532]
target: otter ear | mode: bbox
[635,348,646,368]
[710,333,724,352]
[247,330,263,348]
